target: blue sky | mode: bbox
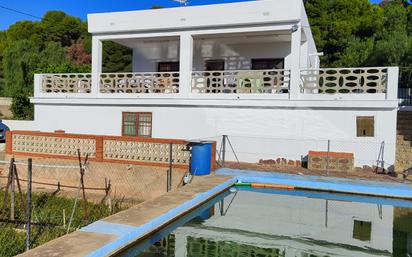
[0,0,383,30]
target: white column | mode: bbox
[179,33,194,98]
[91,36,103,97]
[386,67,399,101]
[289,23,301,100]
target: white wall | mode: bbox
[88,0,301,34]
[33,104,397,168]
[193,41,291,71]
[131,40,292,72]
[132,40,180,72]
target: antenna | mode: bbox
[173,0,189,6]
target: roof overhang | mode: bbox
[88,0,302,34]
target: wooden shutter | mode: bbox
[356,116,374,137]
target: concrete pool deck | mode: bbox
[17,168,412,257]
[17,175,235,257]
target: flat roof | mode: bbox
[88,0,302,34]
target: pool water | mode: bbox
[131,188,412,257]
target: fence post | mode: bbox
[167,143,173,192]
[26,158,32,252]
[222,135,227,167]
[10,159,15,221]
[326,140,330,176]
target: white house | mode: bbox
[26,0,399,169]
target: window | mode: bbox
[205,59,225,71]
[122,112,152,137]
[158,62,180,72]
[252,58,284,70]
[353,220,372,241]
[356,116,374,137]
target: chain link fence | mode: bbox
[0,154,188,256]
[193,135,397,178]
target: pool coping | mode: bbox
[216,168,412,199]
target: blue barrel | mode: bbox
[190,141,213,176]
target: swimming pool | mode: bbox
[116,186,412,257]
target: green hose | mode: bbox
[235,182,251,187]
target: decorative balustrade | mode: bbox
[36,67,394,98]
[100,72,180,93]
[191,69,290,94]
[11,132,96,158]
[300,68,388,94]
[103,138,190,165]
[6,131,203,168]
[41,74,92,93]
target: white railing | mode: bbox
[100,72,180,93]
[300,67,388,94]
[41,73,92,93]
[191,69,290,94]
[34,67,397,101]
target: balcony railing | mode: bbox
[100,72,180,94]
[35,67,396,100]
[300,68,388,94]
[191,69,290,94]
[41,73,92,93]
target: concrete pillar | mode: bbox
[91,37,103,97]
[289,23,302,100]
[386,67,399,101]
[179,33,194,97]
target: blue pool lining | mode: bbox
[216,168,412,199]
[238,187,412,208]
[81,177,237,257]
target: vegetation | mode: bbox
[305,0,412,68]
[0,1,411,119]
[0,190,124,257]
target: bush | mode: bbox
[11,93,34,120]
[37,63,91,74]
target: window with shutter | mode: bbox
[356,116,374,137]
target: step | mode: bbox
[397,124,412,130]
[397,134,412,139]
[395,161,412,167]
[396,138,412,146]
[396,151,412,158]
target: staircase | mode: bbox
[395,111,412,173]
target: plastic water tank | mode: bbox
[189,141,213,176]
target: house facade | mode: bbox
[27,0,399,169]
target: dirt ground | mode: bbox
[223,161,410,184]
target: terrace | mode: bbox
[33,31,399,103]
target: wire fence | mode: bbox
[193,134,397,175]
[0,151,188,256]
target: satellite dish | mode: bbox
[173,0,189,6]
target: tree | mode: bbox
[102,41,132,72]
[66,43,91,65]
[305,0,383,67]
[41,11,84,46]
[2,40,40,96]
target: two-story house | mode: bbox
[28,0,399,170]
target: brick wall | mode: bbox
[308,150,354,172]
